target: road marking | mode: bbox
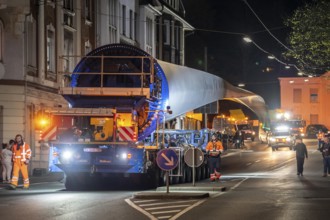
[145,204,190,210]
[169,199,206,220]
[139,200,197,207]
[231,178,249,190]
[151,210,181,214]
[127,198,207,220]
[134,199,158,203]
[125,198,157,220]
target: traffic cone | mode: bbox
[215,171,221,180]
[210,173,216,181]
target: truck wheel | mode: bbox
[195,167,201,181]
[65,175,77,190]
[185,167,192,183]
[179,164,187,183]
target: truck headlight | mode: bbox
[62,150,73,160]
[120,152,132,160]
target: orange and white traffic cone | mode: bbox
[215,171,221,180]
[210,173,216,181]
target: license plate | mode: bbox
[84,148,102,152]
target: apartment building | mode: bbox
[279,71,330,129]
[0,0,193,172]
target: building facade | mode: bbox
[279,71,330,129]
[0,0,193,173]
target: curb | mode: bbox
[133,191,210,199]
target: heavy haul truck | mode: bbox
[43,44,225,190]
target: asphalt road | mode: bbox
[1,139,329,220]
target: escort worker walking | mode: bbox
[294,137,308,176]
[8,134,32,190]
[206,135,224,181]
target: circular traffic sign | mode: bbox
[184,148,204,168]
[156,148,179,171]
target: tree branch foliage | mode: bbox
[284,0,330,75]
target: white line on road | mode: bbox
[145,204,190,211]
[139,200,197,207]
[125,198,157,220]
[169,199,206,220]
[134,199,158,203]
[151,210,181,214]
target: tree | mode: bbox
[284,0,330,75]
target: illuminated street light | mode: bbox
[267,55,275,59]
[285,66,291,69]
[243,36,252,43]
[238,83,245,87]
[297,72,303,76]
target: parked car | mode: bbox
[305,124,329,139]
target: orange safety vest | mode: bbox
[206,141,224,157]
[12,142,32,162]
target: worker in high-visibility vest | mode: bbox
[317,130,325,150]
[206,135,224,181]
[8,134,32,190]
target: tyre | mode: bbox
[179,164,187,183]
[185,167,192,183]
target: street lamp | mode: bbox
[243,36,252,43]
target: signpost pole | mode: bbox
[166,171,169,193]
[192,147,195,186]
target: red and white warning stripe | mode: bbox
[40,125,57,142]
[118,126,136,141]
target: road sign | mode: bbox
[156,148,179,171]
[184,148,204,168]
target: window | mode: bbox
[310,114,318,124]
[134,12,137,41]
[63,30,74,73]
[85,0,92,21]
[122,5,126,36]
[163,20,170,45]
[63,0,73,11]
[46,25,55,74]
[27,17,37,69]
[0,20,3,62]
[129,10,133,39]
[146,17,153,54]
[109,0,117,43]
[310,88,318,103]
[293,88,302,103]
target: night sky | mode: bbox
[182,0,311,109]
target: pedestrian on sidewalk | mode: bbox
[1,140,14,183]
[294,137,308,176]
[8,134,32,190]
[320,136,330,177]
[206,134,224,181]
